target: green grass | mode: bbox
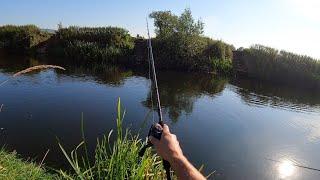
[57,98,169,179]
[0,150,57,180]
[0,98,169,179]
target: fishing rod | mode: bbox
[138,19,171,180]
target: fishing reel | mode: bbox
[138,123,163,157]
[139,123,172,180]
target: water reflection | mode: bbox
[231,78,320,113]
[278,160,296,179]
[2,54,320,179]
[143,72,228,121]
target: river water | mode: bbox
[1,54,320,179]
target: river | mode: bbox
[1,54,320,179]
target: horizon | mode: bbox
[1,0,319,59]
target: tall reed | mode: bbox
[58,98,167,179]
[240,45,320,88]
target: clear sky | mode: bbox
[1,0,319,59]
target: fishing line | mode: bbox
[265,158,320,172]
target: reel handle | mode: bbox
[139,124,172,180]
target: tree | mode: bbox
[150,8,204,38]
[177,8,204,36]
[149,11,178,38]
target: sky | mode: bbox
[1,0,320,59]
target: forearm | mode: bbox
[171,155,206,180]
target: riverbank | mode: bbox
[0,149,56,179]
[0,99,172,179]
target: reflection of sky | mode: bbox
[278,159,296,179]
[1,67,320,179]
[286,116,320,143]
[181,86,320,179]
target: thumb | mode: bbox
[149,136,160,146]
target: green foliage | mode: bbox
[57,26,134,49]
[150,8,204,38]
[0,150,57,179]
[149,8,233,74]
[210,58,233,75]
[58,98,167,179]
[53,26,134,63]
[241,44,320,87]
[64,40,121,63]
[0,25,52,52]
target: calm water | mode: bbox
[1,54,320,179]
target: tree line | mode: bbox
[0,8,319,87]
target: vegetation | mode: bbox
[51,26,134,63]
[0,99,171,179]
[150,9,234,73]
[0,25,52,52]
[239,45,320,88]
[57,98,169,179]
[1,9,320,85]
[0,149,57,179]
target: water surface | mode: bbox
[1,55,320,179]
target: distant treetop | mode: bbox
[150,8,204,38]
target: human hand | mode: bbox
[149,124,183,164]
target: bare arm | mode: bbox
[149,124,206,180]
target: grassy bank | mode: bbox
[57,98,168,179]
[0,150,56,179]
[0,99,170,179]
[238,45,320,88]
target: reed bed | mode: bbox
[240,45,320,88]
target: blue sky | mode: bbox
[1,0,319,59]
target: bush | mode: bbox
[150,9,234,74]
[210,58,233,75]
[0,25,52,52]
[240,44,320,88]
[54,26,134,63]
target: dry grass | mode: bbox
[12,65,66,77]
[0,65,65,87]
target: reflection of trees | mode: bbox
[0,53,133,87]
[231,78,320,112]
[0,52,34,72]
[143,72,228,122]
[61,63,133,86]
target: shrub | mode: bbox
[240,44,320,88]
[0,25,52,52]
[54,26,134,63]
[150,9,234,73]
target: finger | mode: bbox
[149,136,159,146]
[155,123,163,130]
[162,124,170,133]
